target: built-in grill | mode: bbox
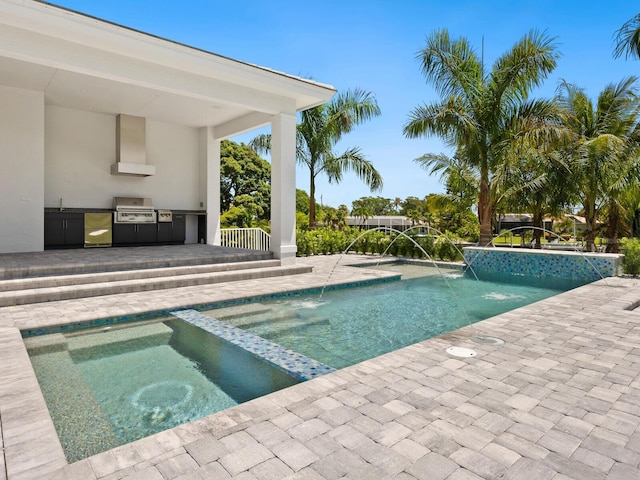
[113,197,157,223]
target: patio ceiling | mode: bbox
[0,0,335,135]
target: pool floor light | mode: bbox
[446,346,477,358]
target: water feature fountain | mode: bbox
[320,226,486,356]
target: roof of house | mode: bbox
[0,0,336,135]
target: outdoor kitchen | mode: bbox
[44,114,200,249]
[44,197,188,249]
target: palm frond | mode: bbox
[413,153,453,176]
[489,30,559,108]
[326,88,381,143]
[614,14,640,60]
[325,147,383,191]
[417,29,483,101]
[403,98,479,148]
[249,133,271,155]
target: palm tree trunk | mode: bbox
[532,210,543,249]
[633,207,640,237]
[309,170,317,229]
[584,202,597,252]
[478,172,493,247]
[605,203,620,253]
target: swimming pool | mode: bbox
[201,263,585,369]
[25,261,586,463]
[25,318,299,462]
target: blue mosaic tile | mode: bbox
[170,309,336,381]
[463,247,621,281]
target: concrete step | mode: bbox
[0,246,274,280]
[0,259,282,292]
[0,263,312,307]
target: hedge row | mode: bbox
[296,227,463,261]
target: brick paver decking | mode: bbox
[0,252,638,479]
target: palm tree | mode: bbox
[499,149,573,248]
[618,181,640,238]
[251,88,382,228]
[393,197,403,213]
[414,153,479,211]
[406,209,424,227]
[614,14,640,60]
[351,204,373,228]
[557,77,640,252]
[404,29,560,246]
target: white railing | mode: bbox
[220,228,271,251]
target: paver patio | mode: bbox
[0,253,639,479]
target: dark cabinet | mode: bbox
[137,223,157,244]
[172,214,186,243]
[113,223,157,245]
[45,209,186,248]
[156,214,186,244]
[44,212,84,248]
[157,222,172,243]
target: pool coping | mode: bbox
[1,255,640,479]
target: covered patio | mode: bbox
[0,0,335,261]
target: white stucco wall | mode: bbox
[0,86,44,253]
[45,106,202,210]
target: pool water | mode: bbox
[204,264,585,369]
[25,262,586,462]
[26,319,298,462]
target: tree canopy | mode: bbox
[350,196,395,216]
[404,29,561,246]
[220,140,271,228]
[557,77,640,251]
[252,88,383,228]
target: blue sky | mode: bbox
[51,1,639,209]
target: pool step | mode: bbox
[206,304,299,328]
[205,304,330,337]
[206,303,275,321]
[252,316,330,339]
[23,332,69,355]
[0,259,282,292]
[0,245,274,280]
[67,322,175,361]
[207,299,329,329]
[28,349,121,461]
[0,261,312,306]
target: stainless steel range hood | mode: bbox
[111,114,156,177]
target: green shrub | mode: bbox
[435,232,463,261]
[621,238,640,275]
[296,227,463,260]
[414,235,435,259]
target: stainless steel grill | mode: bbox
[113,197,157,223]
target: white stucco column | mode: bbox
[0,86,44,253]
[200,126,221,245]
[270,112,297,264]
